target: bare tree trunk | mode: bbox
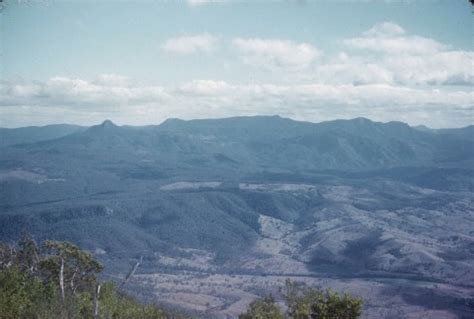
[94,283,101,319]
[70,267,78,295]
[119,256,143,289]
[60,257,65,301]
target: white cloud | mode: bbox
[344,34,445,56]
[93,74,130,87]
[162,34,218,54]
[384,50,474,86]
[157,22,472,87]
[362,22,406,37]
[232,38,320,71]
[0,77,168,110]
[226,23,472,87]
[343,22,445,56]
[2,77,472,128]
[336,22,474,86]
[177,80,230,95]
[2,24,473,128]
[314,55,394,85]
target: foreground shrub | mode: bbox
[238,295,285,319]
[0,235,182,319]
[285,279,363,319]
[239,279,363,319]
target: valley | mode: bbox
[0,116,473,318]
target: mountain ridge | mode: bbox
[1,116,472,171]
[3,116,473,132]
[0,116,473,318]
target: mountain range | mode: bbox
[0,116,473,318]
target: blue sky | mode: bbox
[1,0,473,127]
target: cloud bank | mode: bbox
[1,76,472,128]
[2,22,473,128]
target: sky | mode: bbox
[0,0,473,128]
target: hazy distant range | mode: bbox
[1,116,473,318]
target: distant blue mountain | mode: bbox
[2,116,472,171]
[0,124,85,147]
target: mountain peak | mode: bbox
[100,120,117,128]
[84,120,120,135]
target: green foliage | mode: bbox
[0,242,16,270]
[0,233,40,273]
[98,282,166,319]
[0,267,57,318]
[17,233,40,274]
[284,279,363,319]
[0,237,183,319]
[239,280,363,319]
[238,295,284,319]
[41,240,103,295]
